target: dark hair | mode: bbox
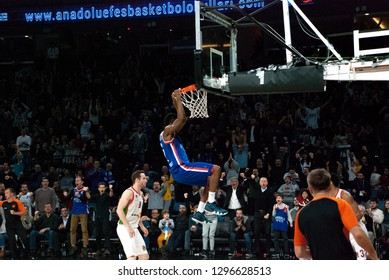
[370,198,379,203]
[300,188,309,195]
[131,169,145,184]
[384,200,389,213]
[164,113,176,126]
[75,175,83,181]
[330,173,340,187]
[307,168,331,191]
[5,187,15,195]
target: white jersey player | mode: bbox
[116,170,149,260]
[334,187,369,260]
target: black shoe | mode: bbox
[68,246,78,256]
[95,250,103,256]
[208,250,215,258]
[30,249,38,258]
[81,247,88,257]
[160,245,171,256]
[181,249,190,256]
[198,250,208,259]
[271,253,280,260]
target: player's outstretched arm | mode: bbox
[163,90,186,140]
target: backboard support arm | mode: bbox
[286,0,343,61]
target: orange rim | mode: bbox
[179,84,197,94]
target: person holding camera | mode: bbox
[64,175,91,256]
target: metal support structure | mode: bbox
[195,0,389,94]
[287,0,343,61]
[324,59,389,81]
[200,4,236,30]
[282,0,293,64]
[195,1,238,77]
[324,29,389,81]
[194,0,202,50]
[353,29,389,57]
[230,28,238,73]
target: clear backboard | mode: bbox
[194,1,236,94]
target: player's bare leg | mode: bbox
[138,253,149,260]
[192,165,227,224]
[204,165,227,215]
[192,184,210,224]
[208,165,221,193]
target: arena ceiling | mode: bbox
[0,0,388,64]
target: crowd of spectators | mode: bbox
[0,32,389,259]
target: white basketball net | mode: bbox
[180,86,209,118]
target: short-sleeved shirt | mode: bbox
[305,107,320,129]
[294,196,358,260]
[0,199,26,228]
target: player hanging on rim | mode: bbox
[159,89,227,224]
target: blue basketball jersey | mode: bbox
[159,131,213,187]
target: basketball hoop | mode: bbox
[179,84,209,118]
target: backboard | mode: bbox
[194,0,325,96]
[194,1,236,94]
[194,0,389,96]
